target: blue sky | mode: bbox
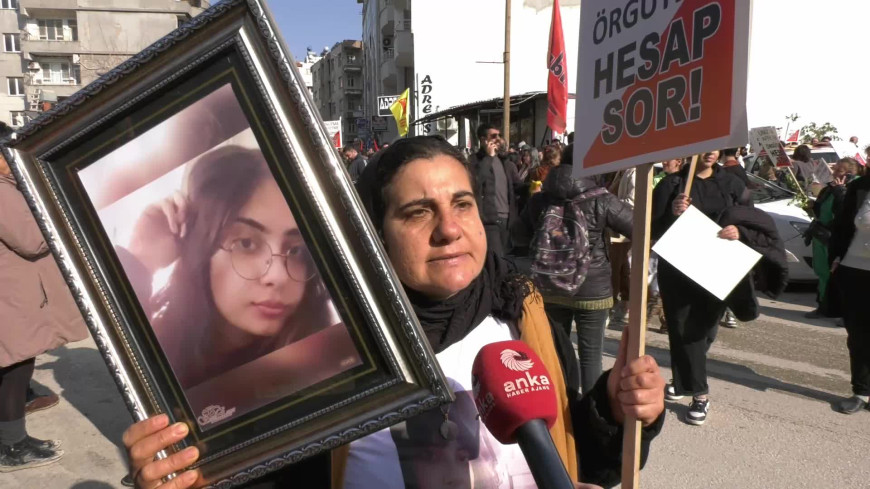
[265,0,363,62]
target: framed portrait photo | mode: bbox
[3,1,452,486]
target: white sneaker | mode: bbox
[665,382,684,401]
[687,397,710,425]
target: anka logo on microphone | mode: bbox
[500,349,534,372]
[500,349,551,398]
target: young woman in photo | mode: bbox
[119,145,360,420]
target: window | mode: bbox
[38,19,76,41]
[34,60,78,85]
[7,77,22,95]
[10,111,26,127]
[68,19,78,41]
[3,33,19,52]
[0,0,17,9]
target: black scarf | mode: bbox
[405,252,528,353]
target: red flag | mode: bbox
[786,129,800,143]
[547,0,568,134]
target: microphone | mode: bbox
[471,340,575,489]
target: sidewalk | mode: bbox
[6,290,870,488]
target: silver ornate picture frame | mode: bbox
[2,1,452,487]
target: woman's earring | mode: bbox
[439,405,457,441]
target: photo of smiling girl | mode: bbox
[79,88,362,429]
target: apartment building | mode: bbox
[0,0,208,128]
[311,40,363,145]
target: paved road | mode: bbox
[6,289,869,488]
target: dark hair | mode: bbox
[821,136,832,142]
[476,123,497,140]
[357,136,474,234]
[792,144,812,163]
[152,145,330,387]
[342,143,358,153]
[721,147,739,158]
[838,157,859,175]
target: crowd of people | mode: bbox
[1,118,868,489]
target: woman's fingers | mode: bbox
[128,421,190,469]
[172,192,189,238]
[159,198,180,235]
[137,448,201,487]
[123,414,169,451]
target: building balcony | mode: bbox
[343,62,362,72]
[21,0,202,12]
[22,39,81,56]
[345,110,364,119]
[380,55,396,86]
[20,0,77,9]
[379,3,394,35]
[345,87,363,95]
[27,84,80,99]
[395,30,412,68]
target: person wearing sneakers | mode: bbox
[829,171,870,415]
[652,150,753,426]
[0,141,89,472]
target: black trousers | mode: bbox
[484,219,510,257]
[0,358,36,422]
[658,261,726,396]
[545,304,610,394]
[836,266,870,396]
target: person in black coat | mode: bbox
[512,145,634,393]
[804,158,857,318]
[651,150,753,426]
[828,174,870,414]
[468,124,520,257]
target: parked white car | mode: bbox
[747,173,816,283]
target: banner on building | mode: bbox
[378,95,400,116]
[371,116,389,132]
[324,119,342,148]
[572,0,752,177]
[750,126,791,167]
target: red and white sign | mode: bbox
[750,126,791,168]
[323,119,342,148]
[572,0,751,177]
[785,128,801,143]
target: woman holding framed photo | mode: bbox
[122,136,666,489]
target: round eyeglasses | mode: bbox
[219,236,316,282]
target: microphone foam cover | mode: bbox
[471,340,558,444]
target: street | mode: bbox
[6,287,869,489]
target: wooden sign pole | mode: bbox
[683,154,700,196]
[621,162,654,489]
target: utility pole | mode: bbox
[503,0,511,147]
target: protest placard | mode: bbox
[750,126,791,167]
[653,206,761,301]
[323,119,342,148]
[573,0,752,177]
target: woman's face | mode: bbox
[209,179,309,338]
[662,158,682,174]
[521,152,531,165]
[382,155,487,300]
[701,151,720,168]
[833,162,851,180]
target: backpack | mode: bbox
[530,188,608,296]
